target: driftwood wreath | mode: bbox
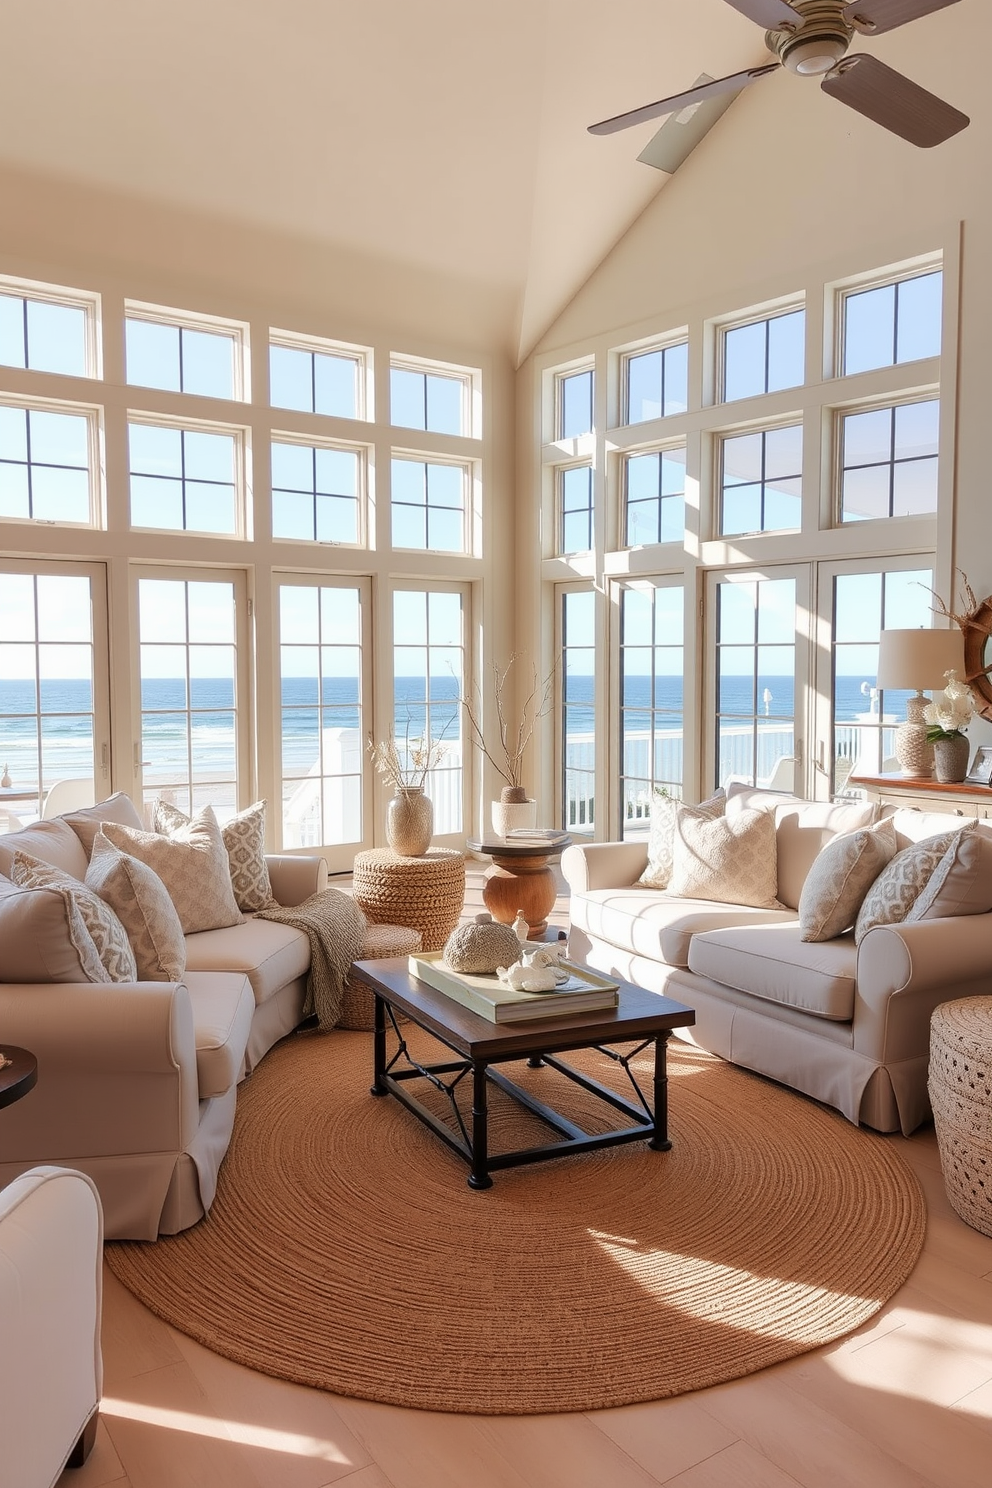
[930,572,992,722]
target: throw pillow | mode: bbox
[154,798,276,913]
[637,789,726,891]
[0,875,124,984]
[854,825,969,945]
[100,806,245,935]
[905,821,992,924]
[85,832,187,981]
[798,819,898,943]
[8,849,138,982]
[61,792,145,858]
[667,805,782,910]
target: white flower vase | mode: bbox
[933,735,970,784]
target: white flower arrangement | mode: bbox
[924,669,974,741]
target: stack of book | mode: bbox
[409,952,619,1023]
[503,827,570,848]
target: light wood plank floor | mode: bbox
[64,865,992,1488]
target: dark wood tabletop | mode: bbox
[351,956,695,1060]
[0,1045,38,1111]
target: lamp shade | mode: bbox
[876,629,965,692]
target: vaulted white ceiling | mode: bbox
[1,0,780,360]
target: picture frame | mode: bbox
[964,744,992,786]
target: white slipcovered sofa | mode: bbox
[562,788,992,1136]
[0,794,327,1239]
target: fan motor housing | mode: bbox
[767,0,853,76]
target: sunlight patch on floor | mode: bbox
[101,1396,356,1462]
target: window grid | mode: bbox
[0,288,91,378]
[128,420,240,536]
[561,589,596,834]
[0,402,94,525]
[271,439,363,545]
[269,338,365,420]
[719,424,803,537]
[721,307,805,403]
[390,456,467,552]
[390,363,468,436]
[618,584,684,836]
[623,447,686,547]
[556,368,594,440]
[715,577,796,790]
[559,464,593,554]
[839,399,939,524]
[623,341,689,425]
[125,314,241,401]
[841,269,942,376]
[392,588,464,836]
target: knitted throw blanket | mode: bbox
[257,888,368,1031]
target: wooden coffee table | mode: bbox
[351,956,695,1190]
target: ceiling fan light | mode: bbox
[784,37,848,73]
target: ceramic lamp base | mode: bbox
[894,692,934,779]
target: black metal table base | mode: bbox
[371,996,672,1189]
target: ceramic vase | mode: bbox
[491,797,538,839]
[933,734,970,784]
[385,786,433,856]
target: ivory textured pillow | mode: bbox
[854,825,968,945]
[667,805,782,910]
[637,790,726,890]
[154,798,276,913]
[8,850,138,982]
[100,806,244,935]
[798,819,898,943]
[85,832,187,981]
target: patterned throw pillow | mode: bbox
[854,825,968,945]
[667,805,782,910]
[85,832,187,981]
[100,806,245,935]
[9,849,138,982]
[637,790,726,890]
[798,819,898,943]
[154,798,276,913]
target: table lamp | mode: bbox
[876,628,966,778]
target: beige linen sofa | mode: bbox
[0,794,327,1239]
[562,789,992,1136]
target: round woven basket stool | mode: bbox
[351,848,466,952]
[928,996,992,1236]
[339,922,423,1031]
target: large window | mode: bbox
[561,589,596,833]
[559,465,593,554]
[392,589,464,834]
[128,420,240,535]
[269,336,365,420]
[0,285,91,377]
[721,308,805,402]
[719,424,802,537]
[618,582,683,834]
[278,581,368,850]
[0,403,94,525]
[126,309,242,399]
[0,565,106,821]
[839,400,939,523]
[136,574,244,819]
[391,457,466,551]
[842,269,942,375]
[390,363,468,436]
[556,368,594,439]
[271,440,362,545]
[624,448,685,546]
[624,342,688,424]
[715,575,797,791]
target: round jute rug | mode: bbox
[106,1027,926,1415]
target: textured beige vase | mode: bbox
[385,787,433,856]
[491,797,538,838]
[933,734,970,784]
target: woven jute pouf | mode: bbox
[339,922,423,1031]
[928,996,992,1236]
[351,848,465,951]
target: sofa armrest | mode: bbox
[561,840,649,894]
[0,981,201,1159]
[265,854,328,906]
[855,913,992,1061]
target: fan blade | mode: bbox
[842,0,961,36]
[588,65,779,137]
[723,0,803,28]
[822,53,969,146]
[638,77,744,174]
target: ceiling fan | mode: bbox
[588,0,969,169]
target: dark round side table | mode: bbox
[0,1046,38,1110]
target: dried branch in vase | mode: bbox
[366,730,447,791]
[458,652,558,802]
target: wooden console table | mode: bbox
[850,772,992,819]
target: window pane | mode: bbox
[182,328,235,399]
[314,353,358,419]
[627,351,661,423]
[723,320,765,401]
[0,405,27,462]
[184,430,235,483]
[767,310,805,391]
[25,301,87,376]
[273,489,315,540]
[559,370,593,438]
[892,458,938,516]
[316,494,358,544]
[425,374,463,435]
[0,462,30,518]
[30,466,89,523]
[129,423,183,477]
[272,442,313,491]
[843,284,896,375]
[663,342,688,416]
[270,345,313,411]
[843,408,892,468]
[391,458,425,505]
[131,475,183,529]
[564,589,596,833]
[897,272,942,363]
[894,400,939,460]
[186,481,236,534]
[0,295,25,368]
[126,319,181,390]
[391,368,426,429]
[29,411,88,468]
